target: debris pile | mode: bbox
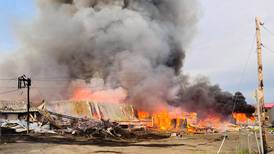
[0,100,141,140]
[0,119,55,134]
[0,100,256,140]
[71,119,132,139]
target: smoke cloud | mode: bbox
[0,0,254,116]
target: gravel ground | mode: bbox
[0,132,274,154]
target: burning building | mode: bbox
[0,0,255,132]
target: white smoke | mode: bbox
[0,0,199,107]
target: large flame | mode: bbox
[71,87,255,133]
[137,110,255,132]
[152,111,172,130]
[137,110,225,132]
[232,112,255,123]
[197,115,222,128]
[72,87,127,104]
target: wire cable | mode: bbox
[262,44,274,54]
[31,78,71,82]
[231,32,257,114]
[0,89,19,95]
[262,25,274,37]
[0,78,17,81]
[0,77,71,82]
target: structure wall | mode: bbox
[270,108,274,126]
[7,114,19,120]
[0,114,7,119]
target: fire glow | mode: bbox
[137,110,225,131]
[72,87,127,104]
[233,112,255,123]
[138,111,255,132]
[71,87,255,132]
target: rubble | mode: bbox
[0,119,55,134]
[71,119,132,139]
[0,99,256,142]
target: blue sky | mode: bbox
[0,0,274,103]
[0,0,35,52]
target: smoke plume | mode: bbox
[0,0,255,116]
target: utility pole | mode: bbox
[0,111,1,143]
[18,75,31,134]
[255,16,268,153]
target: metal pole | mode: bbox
[27,82,30,134]
[255,16,268,153]
[0,112,2,143]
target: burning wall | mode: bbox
[45,100,136,122]
[0,0,255,120]
[44,99,251,132]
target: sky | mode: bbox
[0,0,35,53]
[0,0,274,103]
[185,0,274,103]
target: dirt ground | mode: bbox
[1,132,274,154]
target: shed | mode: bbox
[0,100,38,120]
[264,103,274,126]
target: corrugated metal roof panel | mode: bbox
[0,100,38,113]
[46,100,137,121]
[265,103,274,109]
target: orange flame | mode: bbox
[138,111,150,119]
[136,110,239,132]
[152,111,172,130]
[232,113,255,123]
[187,125,197,133]
[197,115,221,128]
[72,87,127,104]
[71,87,249,133]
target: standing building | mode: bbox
[264,103,274,127]
[0,100,38,121]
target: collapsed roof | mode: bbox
[0,100,38,113]
[43,100,137,122]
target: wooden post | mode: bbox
[256,89,264,153]
[255,16,268,153]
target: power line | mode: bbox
[262,24,274,37]
[0,78,70,82]
[237,33,256,88]
[32,79,71,82]
[262,44,274,54]
[31,77,71,81]
[0,87,18,88]
[0,89,19,95]
[0,78,17,81]
[231,32,256,114]
[0,74,160,82]
[0,76,72,81]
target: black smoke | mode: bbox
[170,79,255,117]
[0,0,255,116]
